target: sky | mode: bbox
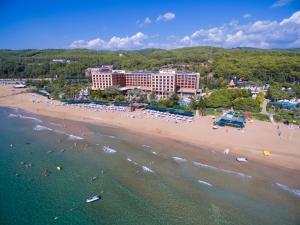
[0,0,299,50]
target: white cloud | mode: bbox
[179,10,300,49]
[280,10,300,25]
[136,17,151,27]
[243,13,252,19]
[156,12,176,22]
[271,0,295,8]
[69,38,105,49]
[70,32,147,50]
[70,11,300,50]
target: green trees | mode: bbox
[233,97,261,112]
[266,82,299,100]
[115,95,125,101]
[189,96,207,115]
[127,88,147,103]
[168,92,179,106]
[148,91,157,104]
[205,89,250,108]
[89,90,105,100]
[103,86,121,99]
[1,48,299,84]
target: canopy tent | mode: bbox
[146,105,194,117]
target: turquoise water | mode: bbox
[0,107,300,225]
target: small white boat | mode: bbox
[86,195,101,203]
[212,125,219,129]
[236,157,248,162]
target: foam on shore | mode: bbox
[274,182,300,198]
[67,134,84,140]
[33,125,53,131]
[102,146,117,154]
[198,179,213,187]
[142,145,152,148]
[193,161,252,178]
[9,113,43,123]
[172,156,187,163]
[142,166,154,173]
[54,130,84,141]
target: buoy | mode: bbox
[56,166,62,171]
[263,150,270,156]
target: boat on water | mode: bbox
[236,157,248,162]
[212,125,219,129]
[86,195,101,203]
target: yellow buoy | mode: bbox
[263,150,270,156]
[56,166,62,171]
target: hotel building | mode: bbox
[86,65,200,98]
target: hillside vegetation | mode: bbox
[1,47,299,84]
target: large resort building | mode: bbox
[86,65,200,98]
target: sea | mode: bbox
[0,106,300,225]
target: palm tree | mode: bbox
[127,88,146,110]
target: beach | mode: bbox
[1,85,300,225]
[1,85,300,172]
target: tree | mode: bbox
[89,89,104,100]
[115,95,125,101]
[256,92,264,108]
[103,86,121,98]
[168,92,179,106]
[233,97,260,112]
[189,96,206,115]
[197,98,207,115]
[189,96,198,110]
[148,91,157,104]
[205,89,250,108]
[127,88,146,103]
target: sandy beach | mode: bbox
[1,85,300,172]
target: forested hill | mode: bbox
[0,47,299,83]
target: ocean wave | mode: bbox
[193,161,252,178]
[127,158,138,165]
[102,146,117,154]
[142,166,154,173]
[172,156,187,163]
[9,113,43,123]
[142,145,152,148]
[54,130,84,141]
[198,179,213,187]
[33,125,53,131]
[274,183,300,198]
[67,134,84,140]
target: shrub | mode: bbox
[233,97,260,112]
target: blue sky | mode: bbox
[0,0,299,49]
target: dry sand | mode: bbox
[1,85,300,172]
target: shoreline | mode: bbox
[1,85,300,174]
